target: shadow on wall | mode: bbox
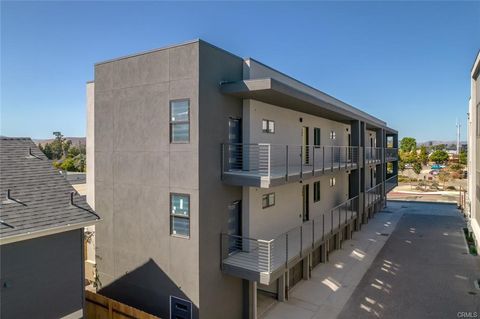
[98,259,199,319]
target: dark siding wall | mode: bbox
[0,229,84,319]
[198,42,244,319]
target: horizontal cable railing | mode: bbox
[385,175,398,193]
[385,148,398,161]
[366,183,383,207]
[222,143,360,181]
[365,147,383,163]
[221,196,359,275]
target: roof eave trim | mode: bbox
[0,219,100,246]
[471,50,480,79]
[221,78,388,128]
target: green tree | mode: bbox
[432,144,446,151]
[73,154,86,172]
[430,150,449,164]
[47,132,67,160]
[400,151,418,164]
[68,145,81,158]
[419,146,428,165]
[399,160,406,172]
[412,161,422,175]
[400,137,417,153]
[60,158,76,171]
[39,143,53,160]
[459,150,467,165]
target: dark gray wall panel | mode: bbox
[0,230,84,319]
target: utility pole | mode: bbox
[456,119,461,155]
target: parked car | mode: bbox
[431,164,443,170]
[429,170,440,176]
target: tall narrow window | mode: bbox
[330,130,336,140]
[262,193,275,208]
[170,194,190,238]
[314,181,321,202]
[170,100,190,143]
[314,128,321,146]
[329,177,336,187]
[262,119,275,133]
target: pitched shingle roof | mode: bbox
[0,137,98,243]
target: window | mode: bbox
[314,181,321,202]
[314,128,321,146]
[170,194,190,237]
[170,100,190,143]
[262,193,275,208]
[330,130,336,140]
[262,119,275,133]
[329,177,336,187]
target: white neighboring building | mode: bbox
[467,51,480,246]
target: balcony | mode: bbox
[385,148,398,162]
[221,196,359,285]
[221,144,360,188]
[365,147,382,165]
[385,175,398,193]
[366,183,383,208]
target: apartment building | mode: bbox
[467,51,480,247]
[87,39,398,319]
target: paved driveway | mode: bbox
[338,203,480,319]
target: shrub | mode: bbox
[449,163,463,171]
[60,158,76,172]
[446,185,456,191]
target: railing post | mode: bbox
[312,146,315,176]
[338,207,341,227]
[267,144,271,179]
[312,219,315,248]
[331,210,333,234]
[285,233,289,268]
[220,234,224,270]
[267,241,271,273]
[300,226,303,257]
[322,146,325,174]
[221,144,225,179]
[286,145,289,181]
[345,147,348,169]
[322,214,325,240]
[300,146,303,178]
[331,147,334,172]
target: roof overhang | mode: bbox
[0,219,99,246]
[221,78,388,129]
[471,50,480,79]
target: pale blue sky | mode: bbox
[1,1,479,141]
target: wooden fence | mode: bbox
[85,290,160,319]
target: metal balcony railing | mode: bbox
[385,148,398,162]
[221,144,360,186]
[221,196,359,284]
[385,175,398,193]
[365,147,382,164]
[366,183,383,207]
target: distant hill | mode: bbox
[418,140,467,147]
[33,137,86,146]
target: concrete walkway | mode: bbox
[338,202,480,319]
[260,201,480,319]
[261,203,404,319]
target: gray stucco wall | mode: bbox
[93,41,200,318]
[0,230,84,319]
[198,41,245,319]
